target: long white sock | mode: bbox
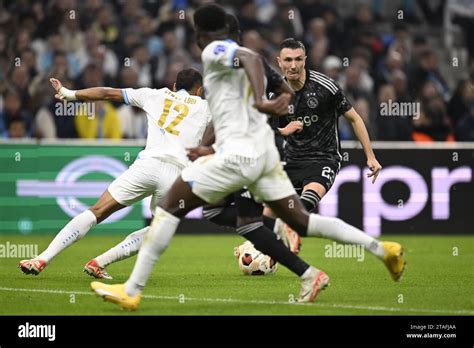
[37,210,97,263]
[125,207,180,296]
[95,227,149,268]
[307,214,385,258]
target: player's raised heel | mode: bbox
[84,259,113,280]
[297,267,330,303]
[18,259,46,275]
[382,241,406,281]
[91,282,141,311]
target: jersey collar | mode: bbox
[176,89,189,95]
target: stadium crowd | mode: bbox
[0,0,473,141]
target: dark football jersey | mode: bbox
[263,59,285,94]
[263,59,286,159]
[280,69,352,163]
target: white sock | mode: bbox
[307,214,385,258]
[125,207,180,296]
[37,210,97,263]
[300,266,314,279]
[272,218,284,236]
[95,227,149,268]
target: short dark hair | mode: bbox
[226,13,240,36]
[193,4,227,32]
[279,38,306,53]
[175,68,203,91]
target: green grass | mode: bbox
[0,234,473,315]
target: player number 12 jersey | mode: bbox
[121,87,212,168]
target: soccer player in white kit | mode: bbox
[19,68,212,277]
[91,4,405,310]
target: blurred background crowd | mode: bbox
[0,0,473,141]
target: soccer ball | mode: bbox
[234,241,277,275]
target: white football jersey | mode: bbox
[201,39,274,158]
[121,87,212,168]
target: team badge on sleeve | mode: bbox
[214,44,226,54]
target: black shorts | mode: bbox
[284,160,340,195]
[202,189,263,219]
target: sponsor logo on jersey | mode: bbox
[214,44,226,54]
[291,114,319,126]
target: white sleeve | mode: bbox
[121,88,154,109]
[201,41,239,68]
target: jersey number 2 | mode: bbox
[158,98,189,136]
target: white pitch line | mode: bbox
[0,287,473,315]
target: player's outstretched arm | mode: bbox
[50,78,124,103]
[201,123,215,146]
[235,49,291,116]
[343,107,382,183]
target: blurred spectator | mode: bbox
[242,30,266,55]
[138,14,163,58]
[305,18,329,69]
[455,102,474,141]
[38,33,82,79]
[75,101,122,139]
[6,117,28,138]
[270,0,304,39]
[448,79,474,126]
[92,4,119,45]
[129,43,157,87]
[238,0,267,32]
[391,69,410,102]
[116,67,147,139]
[156,2,194,50]
[375,84,413,140]
[376,50,404,89]
[0,0,471,141]
[297,0,330,31]
[305,18,328,52]
[322,55,343,82]
[412,97,454,142]
[34,78,78,139]
[59,11,85,54]
[338,97,372,140]
[385,23,412,62]
[0,89,32,137]
[20,48,38,79]
[343,4,381,57]
[76,29,118,80]
[339,65,371,102]
[350,47,374,94]
[80,0,104,30]
[410,48,450,101]
[10,66,31,109]
[119,0,145,30]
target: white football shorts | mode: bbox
[181,145,296,204]
[108,157,182,211]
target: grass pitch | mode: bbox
[0,234,473,315]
